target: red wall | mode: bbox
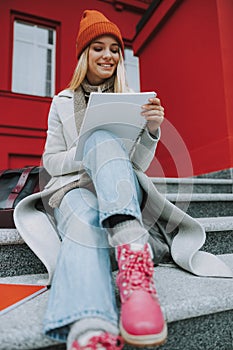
[134,0,233,177]
[0,0,147,169]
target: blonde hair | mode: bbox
[68,46,130,93]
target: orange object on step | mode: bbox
[0,283,47,315]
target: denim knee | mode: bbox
[55,188,110,247]
[55,188,99,231]
[84,130,124,153]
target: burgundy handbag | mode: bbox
[0,166,50,228]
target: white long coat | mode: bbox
[14,90,233,284]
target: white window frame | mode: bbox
[12,20,56,97]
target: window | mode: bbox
[124,48,140,92]
[12,20,56,97]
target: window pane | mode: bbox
[14,21,34,42]
[36,46,48,95]
[47,48,52,64]
[36,26,50,45]
[46,63,52,81]
[48,30,53,45]
[46,81,51,97]
[12,41,35,94]
[124,48,140,92]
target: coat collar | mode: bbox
[57,89,73,98]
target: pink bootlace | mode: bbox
[117,244,156,302]
[71,333,124,350]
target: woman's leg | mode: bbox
[43,188,119,345]
[82,130,148,246]
[82,130,167,346]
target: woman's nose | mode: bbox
[102,49,112,58]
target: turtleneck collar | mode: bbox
[81,75,115,98]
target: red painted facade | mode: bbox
[134,0,233,176]
[0,0,149,168]
[1,0,232,177]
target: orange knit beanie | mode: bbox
[76,9,124,58]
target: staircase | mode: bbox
[0,169,233,350]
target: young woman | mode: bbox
[14,9,233,350]
[43,9,166,349]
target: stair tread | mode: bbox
[166,193,233,201]
[151,177,233,184]
[1,254,233,349]
[0,228,23,245]
[197,216,233,231]
[155,254,233,322]
[1,215,233,247]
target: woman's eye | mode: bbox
[92,46,119,54]
[93,47,102,52]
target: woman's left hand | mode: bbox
[141,96,165,136]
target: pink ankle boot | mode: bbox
[71,332,124,350]
[116,243,167,346]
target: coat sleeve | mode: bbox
[42,97,82,176]
[131,127,160,172]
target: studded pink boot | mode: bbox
[71,332,124,350]
[116,243,167,346]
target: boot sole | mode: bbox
[120,320,168,347]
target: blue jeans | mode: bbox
[44,130,144,342]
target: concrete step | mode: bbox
[0,274,58,350]
[152,177,233,194]
[0,229,46,278]
[1,215,233,277]
[166,193,233,218]
[1,254,233,350]
[0,243,46,278]
[197,217,233,255]
[145,253,233,350]
[197,216,233,232]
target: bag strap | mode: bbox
[5,166,37,209]
[0,170,5,178]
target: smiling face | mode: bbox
[86,35,120,85]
